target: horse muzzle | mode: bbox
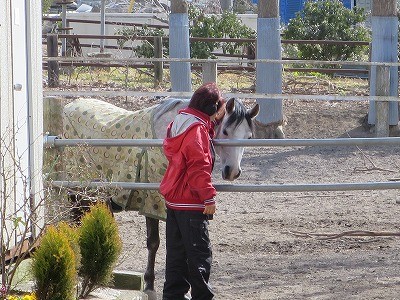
[222,165,242,181]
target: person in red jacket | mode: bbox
[160,82,225,300]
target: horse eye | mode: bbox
[223,129,228,136]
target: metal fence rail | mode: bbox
[50,180,400,193]
[44,136,400,148]
[45,135,400,193]
[43,90,400,102]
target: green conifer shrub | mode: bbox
[58,222,81,270]
[78,203,122,298]
[31,224,77,300]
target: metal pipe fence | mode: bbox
[45,135,400,193]
[49,180,400,193]
[42,36,399,194]
[42,90,400,102]
[44,136,400,148]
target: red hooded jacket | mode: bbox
[160,107,216,211]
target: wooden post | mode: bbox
[220,0,233,11]
[372,0,396,16]
[202,62,217,84]
[47,34,59,87]
[375,66,390,137]
[154,36,163,87]
[43,97,64,180]
[56,0,72,56]
[169,0,192,93]
[255,0,284,137]
[43,97,67,223]
[100,0,106,53]
[259,0,279,17]
[368,0,398,126]
[171,0,188,13]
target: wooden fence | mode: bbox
[43,33,371,88]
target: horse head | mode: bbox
[215,98,259,181]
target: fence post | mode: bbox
[154,36,163,87]
[43,97,69,223]
[368,0,398,126]
[43,97,64,180]
[169,0,192,93]
[202,62,217,84]
[47,34,59,88]
[375,66,390,137]
[255,0,284,138]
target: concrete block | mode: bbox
[112,270,144,291]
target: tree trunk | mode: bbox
[258,0,279,18]
[372,0,396,16]
[171,0,188,13]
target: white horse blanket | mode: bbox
[63,98,168,220]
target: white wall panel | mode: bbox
[0,0,43,247]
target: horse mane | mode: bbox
[225,98,253,130]
[153,98,189,120]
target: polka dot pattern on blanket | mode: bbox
[63,98,167,220]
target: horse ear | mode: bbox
[226,98,235,114]
[248,103,259,119]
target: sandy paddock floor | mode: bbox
[115,98,400,300]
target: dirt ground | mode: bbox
[111,78,400,300]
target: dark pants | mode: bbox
[163,209,214,300]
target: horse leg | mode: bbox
[144,216,160,299]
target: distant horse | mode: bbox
[62,97,260,298]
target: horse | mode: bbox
[62,96,262,298]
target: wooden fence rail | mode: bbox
[44,33,371,87]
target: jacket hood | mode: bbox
[163,108,212,157]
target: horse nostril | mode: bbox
[223,166,242,181]
[223,165,231,180]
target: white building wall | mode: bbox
[48,12,257,57]
[58,12,169,57]
[0,0,43,247]
[0,0,17,246]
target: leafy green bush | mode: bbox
[78,203,122,298]
[282,0,370,62]
[189,6,255,58]
[116,25,169,58]
[42,0,53,14]
[31,224,77,300]
[116,5,255,59]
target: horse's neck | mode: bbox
[153,99,189,139]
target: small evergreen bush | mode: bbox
[78,203,122,298]
[31,224,77,300]
[58,222,81,269]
